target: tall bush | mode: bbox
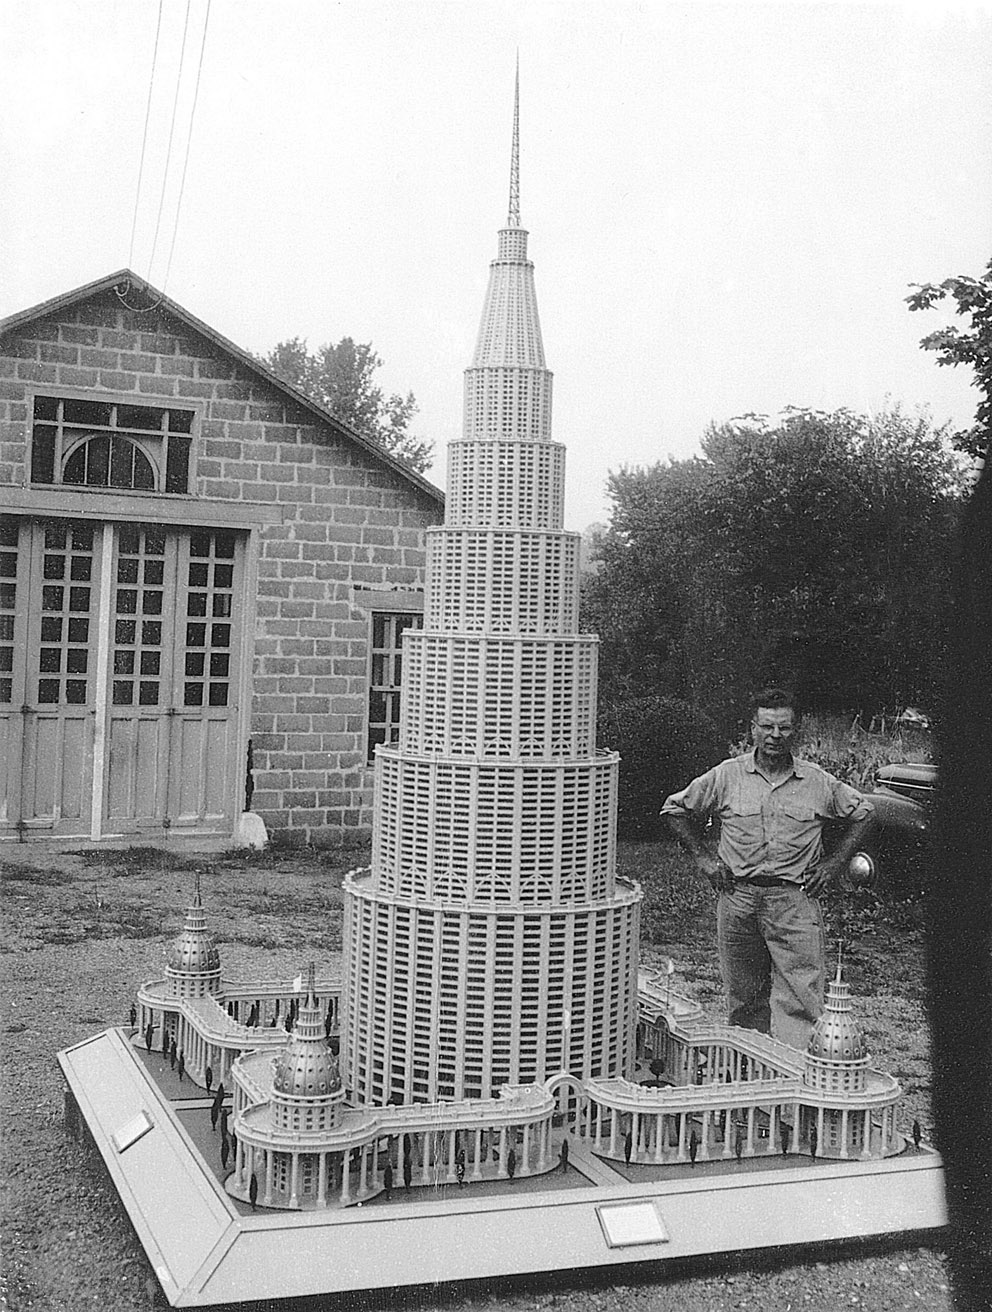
[598,695,723,839]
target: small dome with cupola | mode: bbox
[166,875,221,998]
[804,956,869,1094]
[272,1043,341,1099]
[271,964,344,1133]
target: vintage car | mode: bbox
[847,761,936,891]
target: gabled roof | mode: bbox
[0,269,444,506]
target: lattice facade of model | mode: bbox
[424,530,580,634]
[344,873,641,1105]
[371,755,616,903]
[343,99,641,1109]
[446,439,566,529]
[463,370,554,442]
[400,635,597,758]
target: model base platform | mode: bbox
[60,1027,947,1310]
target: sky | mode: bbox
[2,1,990,529]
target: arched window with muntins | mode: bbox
[63,435,156,490]
[30,396,194,493]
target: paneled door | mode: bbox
[103,525,245,835]
[0,519,100,836]
[0,515,247,842]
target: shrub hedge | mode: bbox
[597,695,723,839]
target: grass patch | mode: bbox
[34,899,164,945]
[619,838,713,947]
[222,917,343,953]
[37,927,81,945]
[0,861,75,886]
[97,903,164,940]
[68,842,371,883]
[70,847,198,876]
[241,890,345,916]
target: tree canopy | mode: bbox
[264,336,434,473]
[582,407,967,737]
[907,260,992,460]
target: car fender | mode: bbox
[867,788,928,837]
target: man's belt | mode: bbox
[737,876,801,888]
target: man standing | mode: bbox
[662,688,873,1051]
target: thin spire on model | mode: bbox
[508,55,521,227]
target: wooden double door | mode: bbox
[0,516,248,841]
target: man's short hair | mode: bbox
[749,688,800,721]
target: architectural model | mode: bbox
[131,78,905,1214]
[135,880,902,1211]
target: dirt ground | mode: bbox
[0,840,952,1312]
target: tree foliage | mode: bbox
[582,407,966,738]
[907,260,992,460]
[264,336,434,472]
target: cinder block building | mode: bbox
[0,271,444,847]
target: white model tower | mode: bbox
[343,76,642,1106]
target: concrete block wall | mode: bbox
[0,289,443,845]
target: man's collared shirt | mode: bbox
[661,751,873,883]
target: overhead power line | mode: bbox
[147,0,194,281]
[163,0,212,294]
[128,0,165,271]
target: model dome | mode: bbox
[167,931,220,973]
[167,877,220,974]
[806,967,867,1062]
[272,965,341,1098]
[272,1045,341,1098]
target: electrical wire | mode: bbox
[127,0,165,271]
[114,279,165,314]
[147,0,193,282]
[163,0,212,295]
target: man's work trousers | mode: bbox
[717,882,826,1052]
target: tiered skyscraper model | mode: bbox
[132,91,903,1204]
[343,81,643,1107]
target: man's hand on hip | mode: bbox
[805,855,846,897]
[698,852,734,893]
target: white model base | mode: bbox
[60,1029,947,1309]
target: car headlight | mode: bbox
[848,851,876,887]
